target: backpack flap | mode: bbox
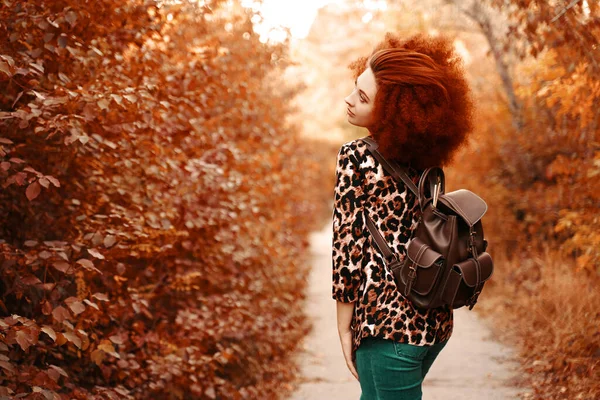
[452,252,494,287]
[402,237,444,296]
[438,189,488,227]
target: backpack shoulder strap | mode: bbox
[360,136,419,196]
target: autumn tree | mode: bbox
[0,0,320,398]
[434,1,600,398]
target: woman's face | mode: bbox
[344,67,378,129]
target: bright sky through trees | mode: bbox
[241,0,388,43]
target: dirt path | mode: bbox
[290,221,526,400]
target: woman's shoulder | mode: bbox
[339,137,368,153]
[339,136,423,185]
[338,137,371,164]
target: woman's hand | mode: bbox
[336,300,359,380]
[339,328,359,380]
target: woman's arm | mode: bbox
[336,300,354,333]
[337,300,359,380]
[332,143,365,381]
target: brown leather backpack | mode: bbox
[361,136,494,310]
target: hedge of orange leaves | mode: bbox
[486,0,600,271]
[448,1,600,398]
[0,1,322,398]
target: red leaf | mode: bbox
[76,258,102,273]
[38,283,56,291]
[109,332,127,345]
[104,235,117,248]
[98,340,119,357]
[52,261,71,274]
[52,306,71,323]
[38,177,50,188]
[0,360,15,373]
[91,348,105,365]
[67,300,85,316]
[83,299,99,310]
[41,326,56,341]
[87,248,105,259]
[0,61,11,77]
[26,181,41,201]
[23,166,41,175]
[48,364,68,377]
[45,175,60,187]
[92,292,109,302]
[21,275,42,285]
[16,329,37,351]
[63,332,81,348]
[46,368,61,382]
[41,300,53,315]
[65,10,78,26]
[38,250,52,259]
[15,172,26,185]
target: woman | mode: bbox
[332,32,473,400]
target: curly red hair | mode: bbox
[348,32,474,169]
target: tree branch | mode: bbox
[444,0,523,130]
[551,0,583,23]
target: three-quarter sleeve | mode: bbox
[331,144,367,303]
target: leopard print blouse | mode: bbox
[331,136,453,353]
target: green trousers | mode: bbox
[355,336,449,400]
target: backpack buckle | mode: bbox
[404,262,417,296]
[467,290,481,310]
[468,230,476,245]
[432,181,441,208]
[468,231,478,256]
[407,263,417,279]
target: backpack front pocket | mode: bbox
[399,237,444,296]
[441,251,494,308]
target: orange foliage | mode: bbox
[0,1,322,398]
[449,1,600,398]
[478,247,600,400]
[449,1,600,277]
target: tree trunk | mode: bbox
[445,0,523,130]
